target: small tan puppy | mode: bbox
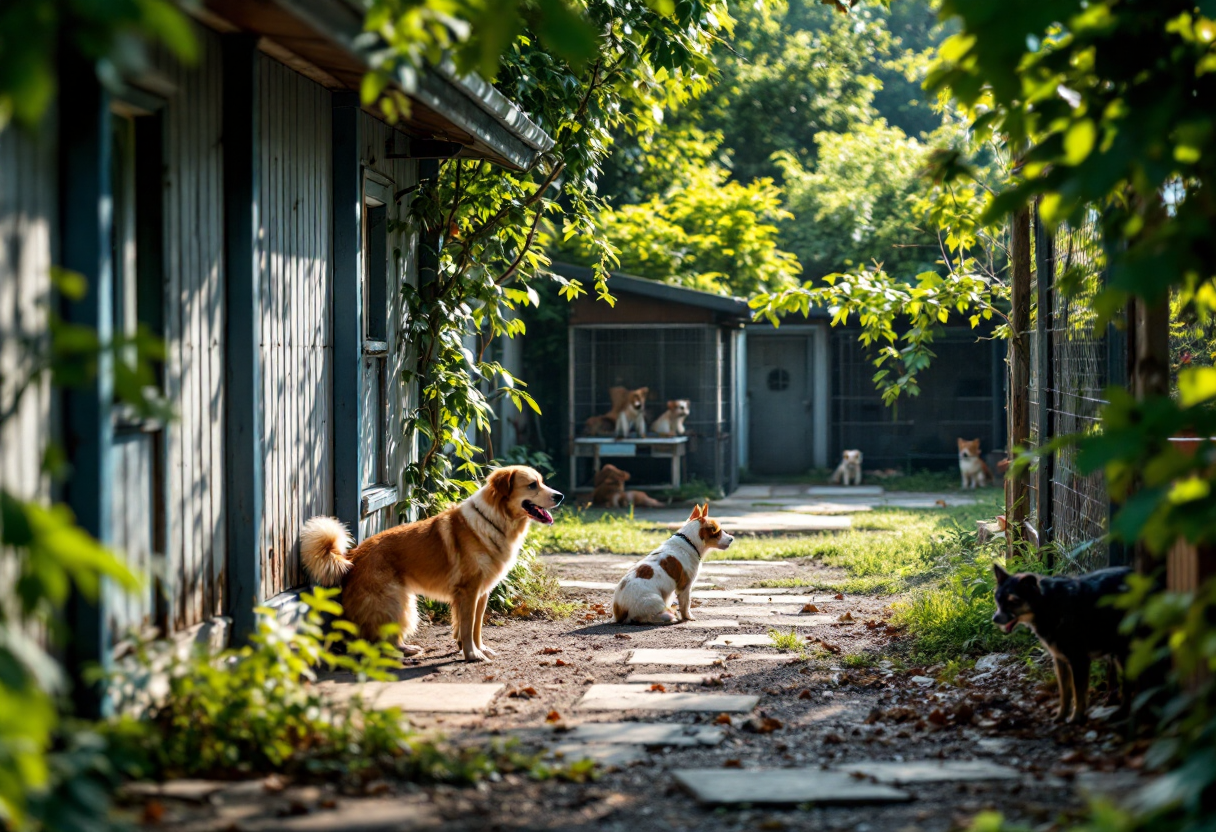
[830,449,863,486]
[612,504,733,624]
[299,465,562,662]
[650,399,690,436]
[958,438,993,488]
[590,464,663,508]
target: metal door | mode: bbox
[747,335,814,475]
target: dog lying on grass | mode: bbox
[992,563,1132,724]
[589,464,664,508]
[612,504,733,624]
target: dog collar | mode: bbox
[672,532,701,558]
[471,502,506,538]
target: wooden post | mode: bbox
[332,92,364,537]
[1132,296,1170,576]
[221,35,264,644]
[59,52,115,718]
[1033,202,1055,565]
[1007,204,1032,557]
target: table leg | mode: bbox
[672,452,681,488]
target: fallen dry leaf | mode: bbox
[649,684,667,693]
[509,686,539,699]
[823,732,845,745]
[935,499,947,507]
[801,603,820,613]
[928,708,948,726]
[545,710,562,723]
[725,652,742,660]
[614,633,632,640]
[141,801,166,825]
[555,659,569,667]
[798,689,813,700]
[702,675,724,687]
[834,593,845,600]
[540,647,562,655]
[837,611,855,623]
[864,619,880,630]
[713,713,732,725]
[817,640,842,654]
[723,759,743,768]
[744,716,783,734]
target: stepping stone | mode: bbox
[733,587,817,595]
[699,566,754,576]
[239,796,440,831]
[124,780,227,803]
[738,615,834,627]
[560,580,618,590]
[627,672,721,684]
[807,486,884,497]
[325,681,503,713]
[629,648,724,666]
[678,619,740,629]
[730,485,773,499]
[839,760,1020,784]
[576,684,758,713]
[550,743,647,768]
[704,634,779,648]
[707,560,793,567]
[782,502,873,515]
[693,590,756,600]
[729,596,823,606]
[563,721,726,745]
[695,605,804,616]
[673,769,912,806]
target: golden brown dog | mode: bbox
[584,386,649,437]
[298,465,563,662]
[589,464,663,508]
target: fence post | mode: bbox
[1033,201,1055,565]
[1008,204,1032,557]
[1131,297,1170,576]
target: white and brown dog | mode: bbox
[958,438,993,489]
[830,450,863,486]
[650,399,690,437]
[612,504,733,624]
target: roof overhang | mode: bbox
[552,262,756,324]
[198,0,553,170]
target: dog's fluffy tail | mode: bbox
[300,516,353,587]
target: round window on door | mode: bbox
[767,368,791,391]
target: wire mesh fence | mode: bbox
[1029,204,1126,572]
[569,325,734,492]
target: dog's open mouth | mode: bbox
[1001,620,1017,634]
[523,500,554,524]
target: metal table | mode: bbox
[571,436,689,490]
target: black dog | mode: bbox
[992,564,1132,724]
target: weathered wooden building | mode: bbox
[552,262,1005,489]
[0,0,551,706]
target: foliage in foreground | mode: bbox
[105,588,548,787]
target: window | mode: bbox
[360,173,392,492]
[767,367,791,391]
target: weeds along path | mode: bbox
[131,503,1150,831]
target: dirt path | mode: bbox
[134,548,1149,832]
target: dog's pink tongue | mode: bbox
[537,506,553,524]
[1003,621,1016,634]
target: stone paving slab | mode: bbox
[673,769,912,806]
[626,673,721,684]
[324,681,503,713]
[628,648,725,666]
[706,560,795,567]
[807,486,885,497]
[738,615,835,627]
[694,605,806,616]
[549,743,647,768]
[781,502,873,515]
[838,760,1020,784]
[124,780,227,803]
[238,797,440,831]
[559,580,619,590]
[732,588,824,596]
[677,619,740,629]
[665,514,852,533]
[704,634,780,648]
[693,590,761,600]
[722,595,825,605]
[576,684,759,713]
[562,721,726,745]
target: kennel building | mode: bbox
[555,263,750,495]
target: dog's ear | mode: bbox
[688,503,706,521]
[958,438,965,449]
[488,467,515,499]
[639,387,649,398]
[1019,574,1042,596]
[667,399,676,409]
[992,563,1010,584]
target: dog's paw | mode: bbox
[681,614,697,622]
[1053,709,1069,723]
[400,643,424,657]
[1066,711,1088,726]
[480,645,497,658]
[463,649,491,663]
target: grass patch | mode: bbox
[421,547,581,623]
[842,653,878,668]
[768,628,807,652]
[742,468,1004,493]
